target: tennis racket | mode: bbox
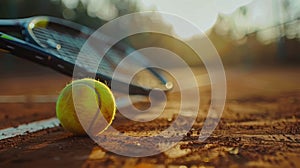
[0,16,173,94]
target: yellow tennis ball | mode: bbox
[56,78,116,136]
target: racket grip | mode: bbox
[0,32,49,65]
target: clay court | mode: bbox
[0,53,299,167]
[0,1,300,167]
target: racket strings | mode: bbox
[80,44,113,74]
[32,27,126,77]
[33,27,81,55]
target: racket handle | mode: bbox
[0,32,50,65]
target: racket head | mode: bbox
[21,16,173,94]
[23,16,91,50]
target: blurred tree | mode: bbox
[0,0,140,29]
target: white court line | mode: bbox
[0,95,147,140]
[0,95,59,140]
[0,117,59,140]
[0,95,58,103]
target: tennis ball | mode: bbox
[56,78,116,136]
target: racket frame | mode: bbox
[0,16,173,94]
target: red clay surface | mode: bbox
[0,55,300,168]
